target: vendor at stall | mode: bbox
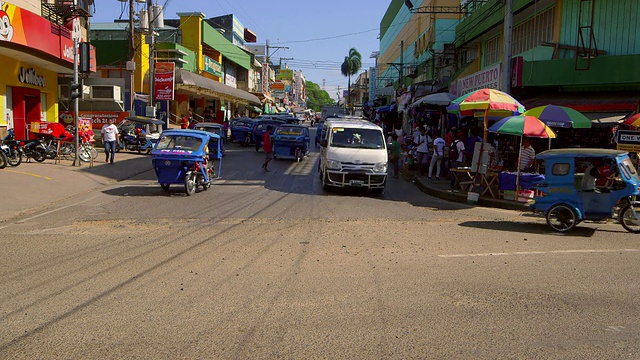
[519,138,536,172]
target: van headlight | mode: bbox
[326,159,341,170]
[373,162,388,173]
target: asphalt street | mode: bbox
[0,129,639,359]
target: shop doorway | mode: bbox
[12,87,41,140]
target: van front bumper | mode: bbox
[326,170,387,189]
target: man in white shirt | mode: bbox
[101,118,119,164]
[428,134,445,180]
[414,126,431,175]
[449,132,466,190]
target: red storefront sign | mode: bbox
[1,2,95,67]
[154,62,175,101]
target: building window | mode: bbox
[484,36,501,66]
[512,6,555,55]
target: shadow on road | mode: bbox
[458,220,597,237]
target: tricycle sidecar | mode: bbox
[531,149,640,233]
[229,118,257,146]
[193,122,226,157]
[151,129,222,196]
[272,124,310,162]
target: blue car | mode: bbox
[272,124,310,162]
[253,119,285,152]
[230,118,257,146]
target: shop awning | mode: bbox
[584,112,628,126]
[376,103,396,113]
[176,69,260,105]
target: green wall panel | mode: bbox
[560,0,640,56]
[92,40,128,66]
[522,54,640,89]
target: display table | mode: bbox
[479,171,500,198]
[450,167,473,192]
[498,171,545,191]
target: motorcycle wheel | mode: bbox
[7,149,22,166]
[78,145,92,162]
[184,171,196,196]
[160,184,170,191]
[0,151,7,169]
[32,149,47,162]
[619,205,640,234]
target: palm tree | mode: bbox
[341,48,362,112]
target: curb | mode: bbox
[400,169,529,212]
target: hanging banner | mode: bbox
[154,62,175,101]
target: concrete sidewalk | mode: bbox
[0,151,154,222]
[399,168,529,212]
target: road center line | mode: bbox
[439,249,640,258]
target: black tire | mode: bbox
[546,204,577,232]
[7,149,22,166]
[0,151,7,169]
[184,171,196,196]
[619,205,640,233]
[161,184,170,190]
[32,149,46,162]
[256,145,260,152]
[202,180,211,191]
[295,148,301,162]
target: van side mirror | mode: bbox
[320,139,328,147]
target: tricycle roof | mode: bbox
[162,129,220,140]
[537,148,627,159]
[124,116,165,125]
[194,123,224,130]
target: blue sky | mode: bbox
[92,0,391,99]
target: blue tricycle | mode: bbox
[531,149,640,233]
[272,124,310,162]
[152,129,223,196]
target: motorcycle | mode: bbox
[3,129,46,162]
[0,150,7,169]
[0,132,22,167]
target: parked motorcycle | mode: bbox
[0,133,22,167]
[3,129,46,162]
[0,147,7,169]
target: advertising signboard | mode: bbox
[277,69,293,80]
[203,55,222,78]
[58,111,130,130]
[453,63,501,97]
[270,81,285,91]
[154,62,175,101]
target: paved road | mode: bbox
[1,133,639,359]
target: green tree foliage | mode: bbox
[340,48,362,106]
[305,81,335,111]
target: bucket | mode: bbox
[467,191,479,205]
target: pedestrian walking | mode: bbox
[262,125,273,172]
[428,134,445,180]
[388,132,401,178]
[101,118,118,164]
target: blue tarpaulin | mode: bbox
[376,103,396,113]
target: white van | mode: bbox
[318,119,388,192]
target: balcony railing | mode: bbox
[41,0,93,25]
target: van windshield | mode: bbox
[330,128,385,149]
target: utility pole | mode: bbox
[502,0,513,93]
[147,0,154,113]
[128,0,135,111]
[71,36,80,166]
